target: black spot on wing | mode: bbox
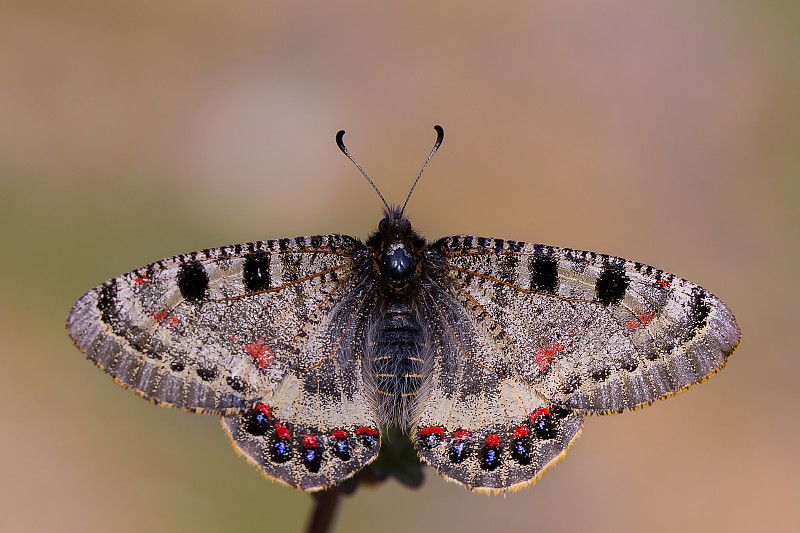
[178,261,209,302]
[243,252,271,292]
[448,439,471,464]
[479,442,501,471]
[691,288,711,330]
[590,363,611,382]
[595,266,628,306]
[226,376,246,392]
[196,366,217,382]
[97,280,119,326]
[529,256,559,294]
[680,287,712,343]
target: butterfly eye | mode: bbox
[378,218,389,232]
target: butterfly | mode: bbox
[67,126,740,493]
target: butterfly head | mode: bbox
[367,206,427,292]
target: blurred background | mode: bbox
[1,1,798,532]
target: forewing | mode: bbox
[434,236,741,414]
[412,278,583,493]
[67,234,382,490]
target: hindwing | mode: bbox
[413,278,583,492]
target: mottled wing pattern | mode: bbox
[67,234,383,491]
[414,279,583,492]
[436,235,741,413]
[411,235,739,493]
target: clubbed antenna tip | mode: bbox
[336,125,445,215]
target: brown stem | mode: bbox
[305,489,342,533]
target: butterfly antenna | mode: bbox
[401,125,444,216]
[336,130,390,211]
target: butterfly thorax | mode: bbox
[366,206,427,294]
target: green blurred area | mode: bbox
[1,2,798,532]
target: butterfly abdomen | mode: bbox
[370,300,424,425]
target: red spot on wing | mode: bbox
[243,338,274,369]
[356,426,379,436]
[254,403,273,419]
[530,407,551,423]
[150,308,177,327]
[303,434,318,448]
[512,426,529,439]
[485,433,501,447]
[419,426,445,437]
[627,313,655,331]
[660,279,672,291]
[332,430,348,440]
[134,276,150,284]
[534,341,565,372]
[274,423,290,439]
[453,429,470,440]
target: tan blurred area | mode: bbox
[1,1,798,532]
